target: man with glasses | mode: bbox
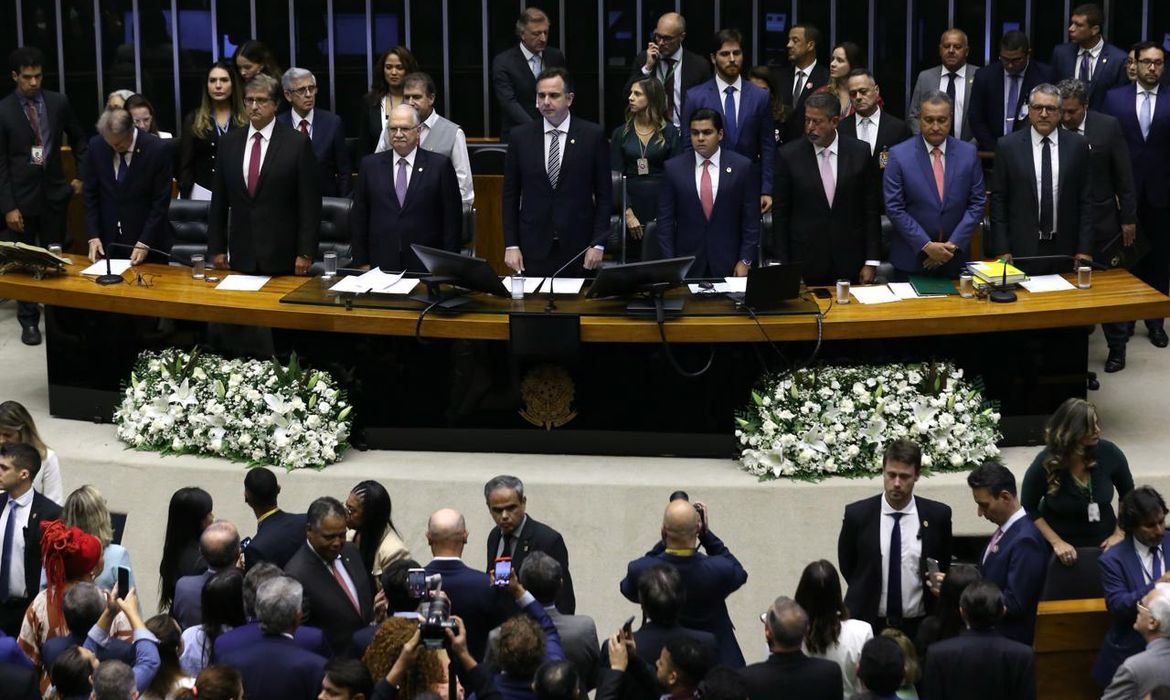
[1051,3,1129,110]
[1103,42,1170,348]
[627,12,710,128]
[908,28,981,142]
[738,597,841,700]
[492,7,566,141]
[1102,584,1170,698]
[278,67,351,197]
[969,30,1053,151]
[208,73,320,276]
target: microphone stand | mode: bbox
[94,249,124,286]
[107,241,193,267]
[544,245,593,312]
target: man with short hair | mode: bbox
[853,637,906,700]
[1095,487,1170,687]
[403,71,474,205]
[208,72,321,276]
[838,439,953,638]
[1103,584,1170,699]
[968,30,1054,152]
[772,91,881,285]
[82,107,172,266]
[657,107,760,277]
[91,660,138,700]
[680,29,774,214]
[628,12,711,127]
[492,7,567,140]
[908,29,981,142]
[775,24,829,144]
[0,46,88,345]
[320,658,374,700]
[278,67,351,197]
[1051,4,1129,110]
[0,442,61,636]
[620,498,748,667]
[921,580,1036,700]
[172,520,241,629]
[839,69,912,162]
[884,91,986,279]
[602,632,713,700]
[1058,78,1137,372]
[351,104,462,273]
[242,466,306,571]
[218,575,327,700]
[966,461,1048,645]
[738,597,842,700]
[284,497,374,654]
[628,564,716,666]
[41,583,134,671]
[212,561,330,660]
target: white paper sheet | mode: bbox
[328,275,371,294]
[722,276,749,292]
[80,259,132,276]
[542,277,586,295]
[380,277,419,294]
[215,275,270,291]
[189,183,213,201]
[1020,274,1076,293]
[501,276,545,294]
[849,285,901,304]
[328,268,409,294]
[688,282,736,294]
[887,282,920,300]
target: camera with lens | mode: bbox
[418,595,457,649]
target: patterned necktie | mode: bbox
[395,158,408,206]
[1040,136,1054,237]
[1005,73,1022,132]
[887,512,905,622]
[1079,50,1092,82]
[983,526,1004,564]
[24,101,42,146]
[723,86,738,146]
[662,58,678,121]
[246,133,263,196]
[0,500,19,600]
[700,160,714,220]
[1153,546,1164,581]
[819,148,835,206]
[793,70,806,100]
[859,117,873,154]
[531,53,542,78]
[547,129,561,189]
[115,152,129,185]
[931,146,945,200]
[299,119,309,135]
[331,559,360,613]
[1140,91,1153,140]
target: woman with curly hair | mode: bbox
[362,616,453,698]
[1021,397,1133,566]
[794,559,873,699]
[610,77,679,258]
[346,480,410,581]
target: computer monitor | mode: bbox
[732,263,803,310]
[585,256,695,300]
[411,244,510,298]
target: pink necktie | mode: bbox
[331,559,360,613]
[700,160,713,220]
[819,149,835,207]
[246,133,262,196]
[931,146,945,201]
[983,526,1004,564]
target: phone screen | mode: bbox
[926,558,940,576]
[117,567,130,600]
[493,558,512,587]
[407,568,427,598]
[621,615,635,638]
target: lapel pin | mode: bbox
[417,167,423,172]
[570,139,575,145]
[923,520,929,528]
[726,166,732,173]
[991,544,999,554]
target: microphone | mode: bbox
[94,246,124,286]
[544,245,594,312]
[107,241,193,267]
[988,254,1104,303]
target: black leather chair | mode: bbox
[469,145,508,175]
[609,171,625,257]
[1040,546,1104,601]
[313,196,353,273]
[462,203,476,253]
[168,198,211,264]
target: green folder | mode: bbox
[908,275,960,296]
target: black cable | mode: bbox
[651,295,716,378]
[413,297,448,344]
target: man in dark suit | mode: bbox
[242,467,306,571]
[772,91,881,285]
[884,90,986,279]
[208,73,320,276]
[41,583,134,671]
[351,104,462,273]
[0,661,38,700]
[502,67,610,277]
[1059,78,1138,372]
[1051,4,1129,111]
[492,7,566,140]
[0,442,62,636]
[1094,487,1170,687]
[968,31,1054,152]
[681,29,774,213]
[738,597,842,700]
[599,630,713,700]
[483,475,575,615]
[218,575,327,700]
[603,563,717,669]
[213,561,331,661]
[840,69,912,165]
[921,580,1037,700]
[908,29,980,142]
[510,552,597,692]
[627,12,711,128]
[838,439,953,638]
[966,461,1049,646]
[82,108,172,266]
[657,108,759,277]
[990,82,1094,275]
[172,520,240,630]
[0,46,88,345]
[775,24,829,145]
[620,499,748,667]
[279,67,351,197]
[1103,42,1170,348]
[284,497,374,654]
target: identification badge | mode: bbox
[29,146,44,166]
[1088,502,1101,522]
[636,157,649,176]
[878,147,890,170]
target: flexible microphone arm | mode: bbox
[544,245,593,312]
[107,241,193,267]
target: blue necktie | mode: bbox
[1005,73,1021,133]
[887,512,905,623]
[115,153,128,185]
[1154,546,1163,580]
[1140,92,1152,140]
[723,85,738,147]
[1079,50,1092,82]
[0,500,18,601]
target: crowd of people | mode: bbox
[0,394,1167,699]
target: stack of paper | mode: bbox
[216,275,270,291]
[1019,274,1076,293]
[849,285,901,304]
[968,260,1026,284]
[329,268,418,295]
[80,259,132,276]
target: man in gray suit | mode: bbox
[908,29,980,142]
[403,71,474,206]
[1102,584,1170,699]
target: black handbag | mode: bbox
[1100,227,1151,269]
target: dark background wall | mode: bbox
[2,0,1168,143]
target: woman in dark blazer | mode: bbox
[177,60,245,198]
[360,46,419,157]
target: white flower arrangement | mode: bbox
[736,362,1001,481]
[114,348,352,470]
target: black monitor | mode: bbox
[411,244,510,299]
[586,256,695,300]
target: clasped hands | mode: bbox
[922,241,957,270]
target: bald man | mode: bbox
[627,12,712,127]
[424,508,511,661]
[619,498,748,666]
[172,520,241,629]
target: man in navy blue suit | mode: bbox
[1051,4,1129,111]
[242,467,306,571]
[213,561,330,661]
[279,67,351,197]
[657,107,759,277]
[172,520,240,630]
[620,498,748,667]
[82,108,172,265]
[883,90,986,279]
[1094,487,1170,687]
[681,29,774,215]
[351,104,462,273]
[966,461,1049,646]
[968,30,1053,152]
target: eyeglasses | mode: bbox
[652,33,681,43]
[1138,601,1151,615]
[243,97,272,106]
[133,271,156,288]
[1138,59,1165,68]
[1029,104,1059,114]
[132,118,151,128]
[288,85,318,97]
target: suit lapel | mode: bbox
[915,138,944,207]
[1056,135,1073,209]
[401,151,426,209]
[252,125,285,198]
[863,497,882,563]
[805,142,833,209]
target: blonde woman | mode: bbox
[62,485,137,595]
[0,400,62,504]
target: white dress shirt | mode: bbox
[879,495,924,618]
[693,147,722,197]
[0,488,34,599]
[1076,39,1104,81]
[421,110,475,205]
[113,129,138,178]
[1030,127,1061,234]
[923,135,948,164]
[938,64,969,138]
[393,147,418,192]
[642,46,684,125]
[291,108,315,137]
[1138,538,1164,584]
[714,74,744,129]
[792,59,818,98]
[242,118,276,183]
[854,109,882,154]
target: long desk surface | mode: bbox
[1,262,1167,343]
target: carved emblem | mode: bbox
[519,364,577,429]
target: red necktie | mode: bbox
[330,559,360,613]
[24,102,42,146]
[246,133,262,196]
[931,146,945,201]
[700,160,713,220]
[299,119,309,135]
